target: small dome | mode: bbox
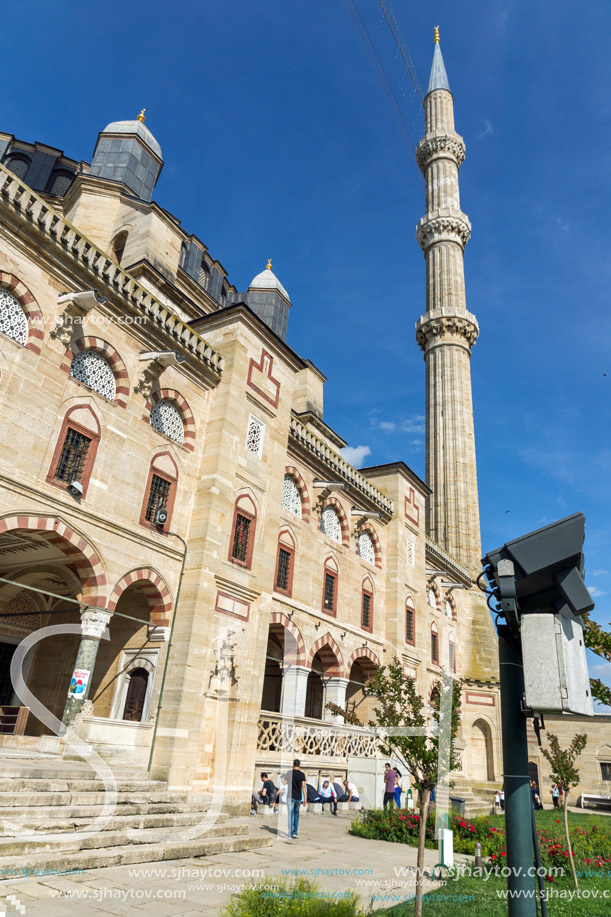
[248,260,290,301]
[100,119,162,160]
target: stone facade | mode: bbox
[0,45,509,809]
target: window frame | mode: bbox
[405,597,416,646]
[361,585,373,634]
[431,622,439,666]
[47,409,101,498]
[449,635,456,673]
[601,762,611,781]
[228,498,257,569]
[274,542,295,597]
[321,565,338,617]
[139,455,178,531]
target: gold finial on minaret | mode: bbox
[434,26,440,44]
[266,259,272,270]
[137,109,146,123]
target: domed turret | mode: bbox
[244,260,291,340]
[90,109,163,202]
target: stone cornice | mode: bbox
[416,130,466,172]
[0,164,224,380]
[415,306,479,352]
[417,211,471,251]
[425,536,472,586]
[289,416,393,517]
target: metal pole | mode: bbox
[498,623,537,916]
[147,530,187,774]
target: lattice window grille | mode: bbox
[70,350,116,401]
[406,538,415,567]
[0,289,28,345]
[428,586,437,609]
[245,415,264,457]
[362,593,372,629]
[6,157,29,180]
[48,172,74,196]
[321,506,342,542]
[445,599,453,619]
[150,399,184,444]
[0,591,40,631]
[282,475,302,517]
[357,531,375,564]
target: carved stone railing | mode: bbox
[289,416,393,517]
[257,711,379,760]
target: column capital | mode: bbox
[416,307,479,353]
[80,609,111,639]
[417,210,471,252]
[416,130,466,172]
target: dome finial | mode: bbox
[434,26,440,44]
[137,108,146,123]
[266,258,272,270]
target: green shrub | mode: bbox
[220,877,365,916]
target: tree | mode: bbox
[367,659,462,917]
[324,701,363,726]
[541,732,587,890]
[584,619,611,707]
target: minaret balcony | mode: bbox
[416,130,466,172]
[416,209,471,251]
[415,305,479,353]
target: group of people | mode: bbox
[383,762,409,809]
[493,781,563,813]
[251,759,360,839]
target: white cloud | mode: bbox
[341,444,371,468]
[379,421,396,432]
[478,119,494,139]
[593,569,608,576]
[371,414,425,435]
[587,585,606,598]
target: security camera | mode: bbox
[58,290,107,312]
[139,351,186,367]
[67,480,83,498]
[155,508,168,528]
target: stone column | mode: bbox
[280,665,309,719]
[323,677,350,722]
[61,609,111,730]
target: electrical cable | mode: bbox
[376,0,423,102]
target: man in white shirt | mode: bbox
[319,780,337,815]
[343,779,360,802]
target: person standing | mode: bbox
[383,763,396,810]
[286,758,307,839]
[551,783,560,809]
[394,769,404,809]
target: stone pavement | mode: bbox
[0,810,460,915]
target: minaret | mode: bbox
[416,29,481,576]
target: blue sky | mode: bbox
[5,1,611,695]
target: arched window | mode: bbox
[229,494,257,568]
[449,635,456,673]
[122,668,149,722]
[47,405,101,498]
[321,506,342,543]
[70,350,116,401]
[427,585,437,609]
[357,531,375,564]
[361,578,373,633]
[431,622,439,665]
[322,557,339,616]
[198,261,210,290]
[274,530,295,597]
[111,231,129,265]
[46,170,74,196]
[281,475,302,518]
[150,399,184,445]
[140,452,178,530]
[0,288,28,346]
[445,598,453,619]
[5,156,30,181]
[405,596,416,646]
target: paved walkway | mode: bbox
[0,812,459,916]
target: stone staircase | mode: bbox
[0,755,268,876]
[449,779,498,818]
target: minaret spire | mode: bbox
[415,35,481,576]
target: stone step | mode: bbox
[2,809,226,835]
[0,832,269,875]
[0,821,248,856]
[0,800,207,819]
[0,778,166,793]
[0,790,187,807]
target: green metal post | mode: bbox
[498,624,537,916]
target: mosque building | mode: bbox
[0,37,507,816]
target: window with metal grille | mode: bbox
[449,639,455,673]
[323,571,336,614]
[406,606,415,644]
[275,548,292,592]
[321,506,342,542]
[70,350,116,401]
[428,586,437,609]
[245,415,264,457]
[362,592,372,630]
[431,628,439,665]
[150,399,184,444]
[54,428,91,483]
[47,171,74,197]
[358,531,375,564]
[6,156,29,181]
[0,288,28,346]
[407,538,415,567]
[281,475,301,517]
[232,513,251,563]
[145,474,171,523]
[601,763,611,781]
